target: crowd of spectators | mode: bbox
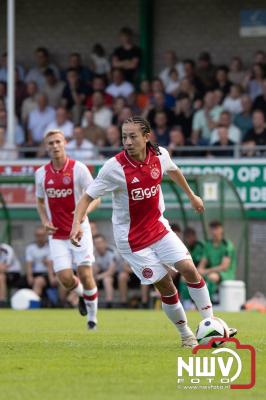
[0,27,266,159]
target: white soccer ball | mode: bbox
[11,289,41,310]
[196,317,229,347]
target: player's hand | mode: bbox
[70,223,83,247]
[189,194,205,213]
[43,221,58,235]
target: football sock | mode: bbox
[83,287,98,323]
[161,292,194,338]
[72,276,84,297]
[186,278,213,318]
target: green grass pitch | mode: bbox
[0,309,265,400]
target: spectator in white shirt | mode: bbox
[27,93,55,145]
[210,110,241,144]
[106,68,134,98]
[66,126,97,160]
[223,84,243,115]
[46,107,74,140]
[25,47,59,89]
[91,91,113,129]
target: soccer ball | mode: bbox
[196,317,229,348]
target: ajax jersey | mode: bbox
[35,158,93,239]
[87,147,178,253]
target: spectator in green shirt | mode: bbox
[198,220,236,300]
[179,227,204,308]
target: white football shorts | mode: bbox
[48,225,95,273]
[121,231,192,285]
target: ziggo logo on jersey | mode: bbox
[131,185,160,200]
[46,188,73,198]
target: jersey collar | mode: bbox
[49,157,70,173]
[124,148,151,168]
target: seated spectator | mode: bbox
[25,226,55,299]
[153,111,170,146]
[85,75,113,109]
[62,68,88,125]
[213,65,232,98]
[253,78,266,116]
[210,110,241,144]
[25,47,59,88]
[90,90,113,129]
[209,125,235,157]
[42,68,65,108]
[27,93,55,145]
[63,52,93,84]
[92,234,119,308]
[254,49,266,68]
[21,81,39,126]
[179,227,204,308]
[136,80,152,110]
[151,78,175,108]
[223,84,243,115]
[183,59,205,97]
[0,126,18,160]
[196,51,216,91]
[101,125,121,157]
[0,109,25,146]
[242,110,266,156]
[165,68,180,95]
[15,68,27,118]
[159,50,184,88]
[192,91,223,144]
[81,110,106,146]
[145,91,175,128]
[106,68,134,98]
[213,88,224,107]
[0,242,22,307]
[228,56,246,85]
[127,92,141,115]
[111,96,126,125]
[174,95,193,140]
[244,63,264,101]
[198,221,236,302]
[234,94,253,137]
[116,106,133,127]
[45,107,74,140]
[90,44,110,77]
[0,51,25,82]
[167,126,187,157]
[66,126,96,160]
[111,27,141,83]
[177,77,199,103]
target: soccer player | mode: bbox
[70,116,235,346]
[35,129,99,330]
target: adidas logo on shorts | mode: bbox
[131,177,140,184]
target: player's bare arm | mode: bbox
[167,168,205,213]
[36,197,58,234]
[86,198,101,214]
[70,193,94,246]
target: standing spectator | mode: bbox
[66,126,96,160]
[62,68,88,125]
[45,107,74,141]
[198,221,236,301]
[192,91,223,144]
[0,126,18,160]
[210,125,235,157]
[42,68,65,108]
[91,91,113,129]
[253,78,266,116]
[153,111,170,146]
[27,93,55,145]
[93,234,118,308]
[159,50,184,88]
[106,68,134,98]
[0,243,22,307]
[25,47,59,88]
[90,44,110,77]
[111,27,141,83]
[223,84,243,115]
[228,56,246,85]
[196,51,216,91]
[25,226,55,298]
[63,52,93,84]
[213,65,232,98]
[21,81,39,126]
[234,94,253,137]
[242,110,266,156]
[210,111,241,144]
[244,63,265,101]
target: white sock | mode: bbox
[83,287,98,323]
[161,292,194,338]
[72,276,84,297]
[186,278,213,318]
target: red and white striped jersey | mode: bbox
[35,158,93,239]
[87,147,178,253]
